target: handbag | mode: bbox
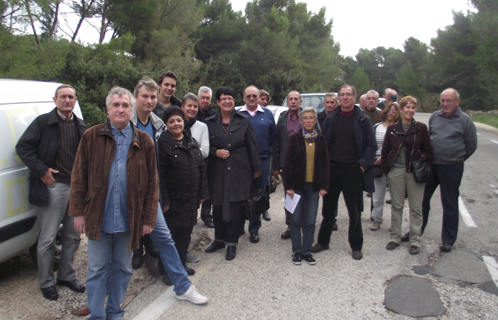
[411,159,432,183]
[407,134,432,183]
[242,187,270,221]
[372,164,383,178]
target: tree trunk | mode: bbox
[24,0,40,45]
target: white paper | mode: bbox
[284,193,301,214]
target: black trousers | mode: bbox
[169,225,194,268]
[317,165,364,251]
[421,163,464,246]
[213,201,243,246]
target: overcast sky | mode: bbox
[231,0,474,58]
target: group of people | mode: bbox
[15,69,477,319]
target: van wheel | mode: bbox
[29,225,62,269]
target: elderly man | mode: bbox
[153,71,182,119]
[70,87,206,320]
[317,93,339,129]
[273,91,320,239]
[196,86,217,123]
[420,88,477,252]
[196,86,216,228]
[239,85,276,241]
[312,84,376,260]
[363,90,382,125]
[259,89,271,107]
[16,84,87,301]
[359,94,367,110]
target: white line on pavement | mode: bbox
[132,287,176,320]
[483,256,498,290]
[459,197,477,228]
[491,140,498,145]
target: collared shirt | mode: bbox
[239,104,264,117]
[437,107,460,118]
[287,112,301,137]
[57,109,74,122]
[102,122,133,233]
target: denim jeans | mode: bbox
[87,231,132,320]
[38,182,80,288]
[149,204,191,295]
[291,183,320,255]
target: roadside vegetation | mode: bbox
[471,114,498,129]
[1,0,497,126]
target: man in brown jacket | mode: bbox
[69,87,158,319]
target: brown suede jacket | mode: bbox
[69,121,159,251]
[380,119,434,175]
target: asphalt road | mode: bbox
[123,113,498,320]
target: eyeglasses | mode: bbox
[245,94,257,99]
[388,110,397,114]
[219,97,234,102]
[440,99,456,104]
[339,93,354,97]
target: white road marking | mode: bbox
[491,140,498,145]
[483,256,498,290]
[490,184,497,189]
[459,197,477,227]
[132,287,176,320]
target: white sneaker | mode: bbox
[176,284,208,305]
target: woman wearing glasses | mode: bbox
[204,86,261,261]
[370,102,400,231]
[381,96,433,255]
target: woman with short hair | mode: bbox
[283,107,329,265]
[204,86,261,261]
[158,106,208,275]
[380,96,433,255]
[370,102,400,231]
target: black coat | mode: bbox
[322,107,376,193]
[283,129,330,192]
[205,110,262,221]
[196,106,217,123]
[158,130,208,227]
[16,108,87,206]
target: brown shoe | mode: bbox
[352,250,363,260]
[311,243,329,253]
[386,242,400,250]
[409,245,420,255]
[71,307,90,316]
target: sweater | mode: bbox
[428,107,477,164]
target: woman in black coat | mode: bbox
[158,106,208,275]
[204,86,262,261]
[283,107,329,265]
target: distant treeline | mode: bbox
[1,0,497,126]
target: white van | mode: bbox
[0,79,83,264]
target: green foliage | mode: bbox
[349,67,370,98]
[471,113,498,128]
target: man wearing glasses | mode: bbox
[420,88,477,252]
[239,85,276,242]
[312,84,376,260]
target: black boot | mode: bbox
[132,246,144,269]
[226,246,236,261]
[205,241,225,253]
